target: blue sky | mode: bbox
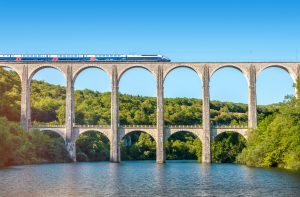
[1,0,299,104]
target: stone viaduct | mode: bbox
[1,61,299,163]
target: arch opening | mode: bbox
[166,131,202,161]
[76,130,110,162]
[119,67,156,125]
[164,67,203,125]
[74,67,111,125]
[257,67,295,123]
[30,68,66,125]
[212,131,246,163]
[210,67,248,127]
[0,67,21,122]
[120,131,156,160]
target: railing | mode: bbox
[31,124,65,128]
[212,125,248,129]
[166,125,202,129]
[30,124,248,129]
[74,125,111,129]
[120,125,156,129]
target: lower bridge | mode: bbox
[30,124,248,162]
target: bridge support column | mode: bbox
[66,65,76,161]
[20,65,30,131]
[110,66,120,162]
[202,65,211,163]
[156,65,165,163]
[248,65,257,129]
[296,64,300,98]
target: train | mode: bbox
[0,54,171,62]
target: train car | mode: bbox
[0,54,171,62]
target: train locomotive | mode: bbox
[0,54,171,62]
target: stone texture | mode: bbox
[2,61,298,164]
[110,65,120,162]
[202,65,212,163]
[156,65,165,163]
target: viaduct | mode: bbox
[1,61,299,163]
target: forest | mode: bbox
[0,67,299,170]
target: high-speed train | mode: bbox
[0,54,171,62]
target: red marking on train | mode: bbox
[16,57,21,61]
[90,57,96,61]
[52,57,58,61]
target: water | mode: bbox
[1,161,300,197]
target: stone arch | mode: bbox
[165,130,202,161]
[72,65,111,85]
[163,65,202,82]
[210,65,249,84]
[166,129,202,142]
[119,129,157,143]
[78,129,111,143]
[257,64,296,83]
[0,65,22,81]
[212,129,248,140]
[38,128,66,142]
[29,65,66,84]
[118,65,156,82]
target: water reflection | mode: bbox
[0,162,300,197]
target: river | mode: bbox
[0,161,300,196]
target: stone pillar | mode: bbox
[20,65,30,131]
[248,65,257,129]
[156,65,165,163]
[110,65,120,162]
[202,65,211,163]
[66,65,76,161]
[295,64,300,98]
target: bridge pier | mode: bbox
[202,65,212,163]
[156,65,165,163]
[248,65,257,129]
[66,65,76,161]
[20,65,30,131]
[110,66,120,162]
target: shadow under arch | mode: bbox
[166,130,202,161]
[212,131,246,163]
[76,130,110,162]
[0,66,22,121]
[120,130,156,160]
[41,129,66,144]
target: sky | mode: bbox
[1,0,299,104]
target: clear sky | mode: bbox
[1,0,299,104]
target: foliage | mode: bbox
[121,132,156,160]
[76,131,110,162]
[166,132,202,161]
[0,117,70,167]
[212,132,246,163]
[237,78,300,170]
[0,67,278,126]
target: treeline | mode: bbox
[237,79,300,170]
[0,67,278,126]
[0,117,70,167]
